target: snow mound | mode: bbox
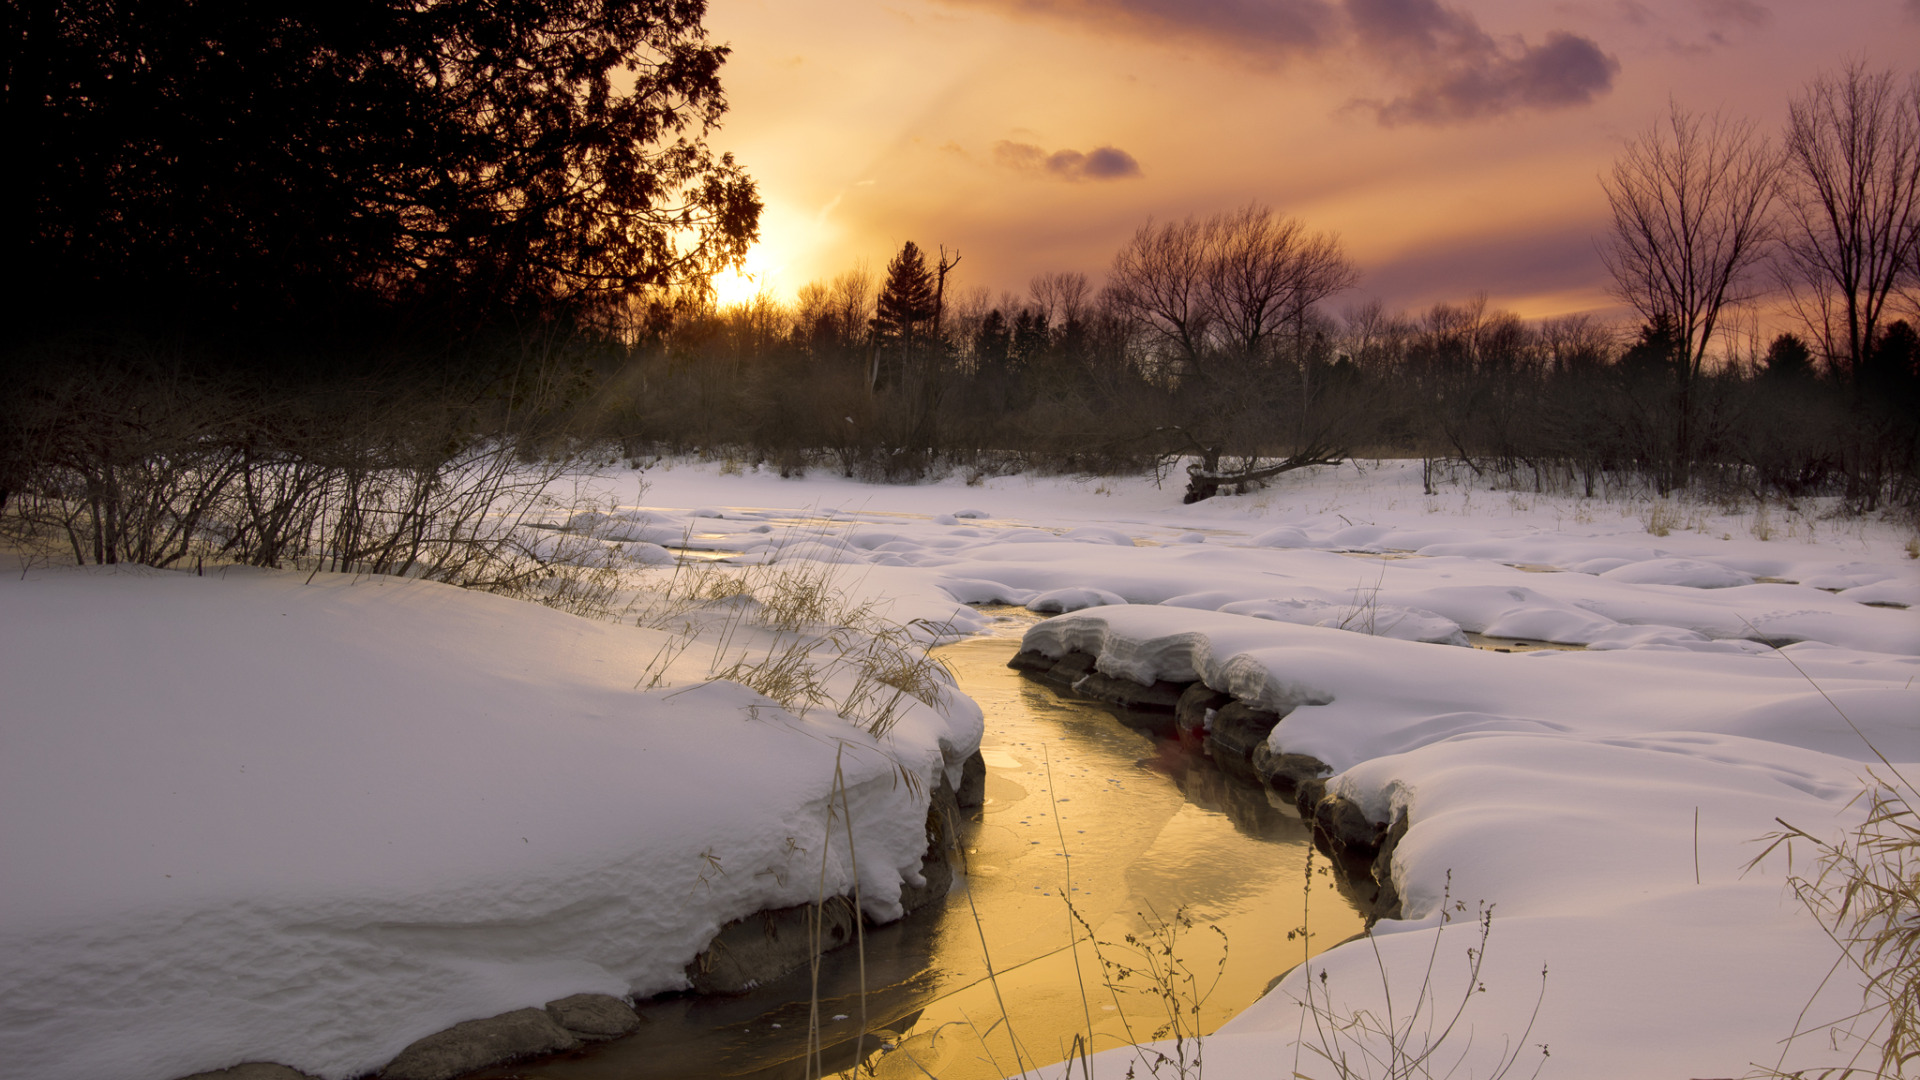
[1600,557,1755,588]
[1026,586,1129,613]
[0,568,980,1080]
[1061,526,1136,546]
[1246,526,1313,548]
[1215,597,1468,646]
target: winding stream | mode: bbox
[474,617,1366,1080]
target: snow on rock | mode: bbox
[1599,556,1756,588]
[1213,597,1468,646]
[1840,577,1920,608]
[1060,526,1136,546]
[0,567,980,1080]
[1025,586,1128,613]
[1018,601,1917,1077]
[11,457,1918,1080]
[1247,525,1312,548]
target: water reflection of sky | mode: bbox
[471,634,1364,1080]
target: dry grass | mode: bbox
[1746,632,1918,1080]
[612,528,955,739]
[1645,499,1681,536]
[1754,780,1919,1079]
[1292,874,1548,1080]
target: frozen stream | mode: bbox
[473,617,1367,1080]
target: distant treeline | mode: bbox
[4,2,1916,577]
[577,264,1920,510]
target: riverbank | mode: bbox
[0,566,981,1080]
[4,458,1915,1078]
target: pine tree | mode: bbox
[1011,308,1050,369]
[1760,333,1816,383]
[870,242,937,388]
[974,309,1012,371]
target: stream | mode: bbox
[474,615,1367,1080]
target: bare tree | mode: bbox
[1601,101,1779,483]
[1777,63,1920,385]
[1105,215,1214,375]
[1028,271,1092,328]
[1204,204,1358,361]
[1104,204,1358,498]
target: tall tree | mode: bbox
[869,241,937,389]
[1601,102,1779,485]
[9,0,760,341]
[1777,64,1920,388]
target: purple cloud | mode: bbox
[940,0,1619,125]
[995,141,1144,180]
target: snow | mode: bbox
[0,567,979,1080]
[4,456,1917,1080]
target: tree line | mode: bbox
[588,61,1918,507]
[3,15,1915,576]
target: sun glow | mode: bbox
[709,254,778,308]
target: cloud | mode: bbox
[1360,221,1609,314]
[1695,0,1771,27]
[995,141,1144,181]
[940,0,1619,125]
[953,0,1342,55]
[1345,0,1619,124]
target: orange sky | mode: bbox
[700,0,1919,322]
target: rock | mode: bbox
[1312,793,1388,861]
[957,749,986,808]
[1036,650,1097,687]
[544,994,642,1040]
[1369,810,1410,920]
[1006,648,1057,674]
[1250,744,1330,799]
[1174,683,1233,742]
[685,896,860,995]
[380,1008,580,1080]
[176,1065,320,1080]
[898,847,955,914]
[1072,670,1188,712]
[900,773,961,914]
[1204,702,1286,781]
[1294,775,1327,819]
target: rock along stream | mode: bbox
[471,612,1367,1080]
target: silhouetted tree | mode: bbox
[1761,333,1818,382]
[974,309,1012,372]
[1010,309,1050,368]
[870,242,937,390]
[1602,102,1779,484]
[11,0,760,344]
[1777,64,1920,389]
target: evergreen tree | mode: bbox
[974,309,1011,371]
[870,242,937,388]
[1760,333,1816,383]
[873,243,937,344]
[1011,308,1050,368]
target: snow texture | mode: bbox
[5,457,1917,1080]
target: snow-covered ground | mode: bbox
[4,457,1916,1079]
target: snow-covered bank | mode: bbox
[1017,607,1914,1074]
[607,458,1918,1075]
[5,455,1916,1079]
[0,567,980,1080]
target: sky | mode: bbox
[700,0,1919,322]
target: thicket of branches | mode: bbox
[568,278,1919,510]
[7,43,1918,582]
